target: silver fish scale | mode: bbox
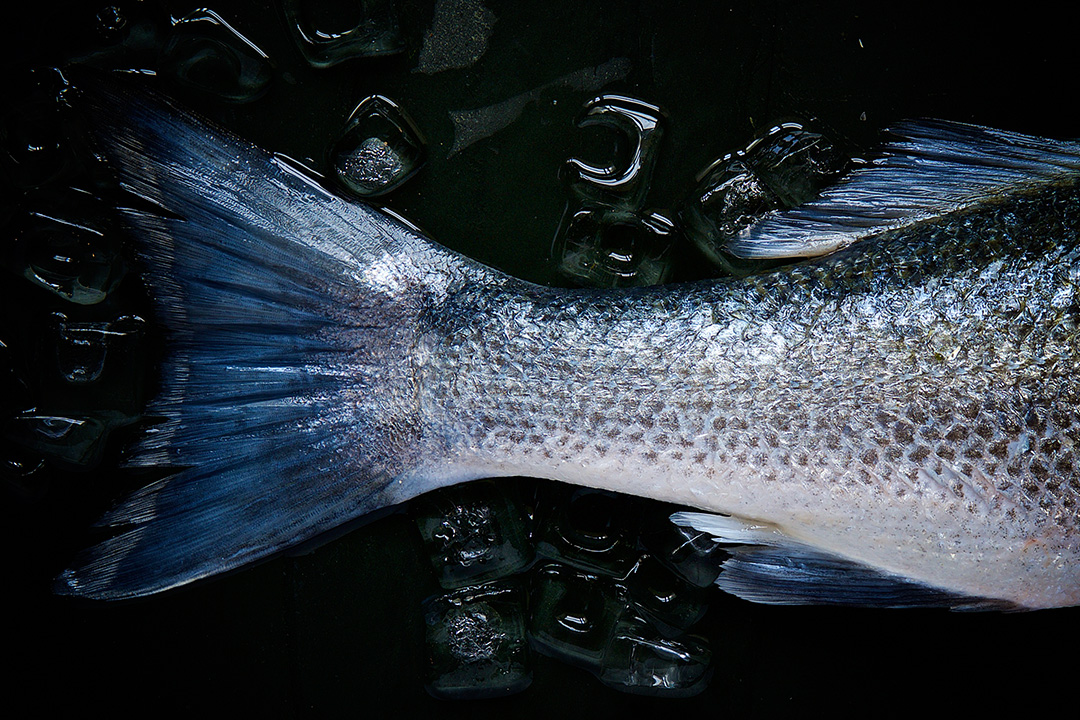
[419,183,1080,607]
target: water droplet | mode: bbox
[331,95,425,197]
[280,0,404,68]
[161,9,273,102]
[555,204,676,288]
[566,94,665,209]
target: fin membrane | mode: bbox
[727,119,1080,259]
[670,512,1014,610]
[57,70,451,599]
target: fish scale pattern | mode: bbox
[421,183,1080,606]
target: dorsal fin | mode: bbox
[725,120,1080,259]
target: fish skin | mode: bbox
[415,184,1080,610]
[55,72,1080,608]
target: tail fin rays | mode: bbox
[56,71,457,599]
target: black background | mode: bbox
[3,1,1079,717]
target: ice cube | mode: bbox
[598,618,712,697]
[280,0,404,68]
[413,479,533,589]
[423,579,532,699]
[565,94,665,209]
[554,204,675,288]
[331,95,425,198]
[161,9,273,102]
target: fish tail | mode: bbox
[56,70,485,599]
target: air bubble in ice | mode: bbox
[331,95,425,198]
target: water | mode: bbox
[2,1,1079,717]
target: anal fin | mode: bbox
[670,512,1016,611]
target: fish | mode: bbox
[55,71,1080,610]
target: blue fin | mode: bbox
[726,119,1080,259]
[55,71,489,599]
[670,512,1015,610]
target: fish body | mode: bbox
[425,187,1080,610]
[58,74,1080,609]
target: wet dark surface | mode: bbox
[3,1,1080,716]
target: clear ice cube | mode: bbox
[0,341,46,499]
[161,9,273,102]
[620,554,708,634]
[598,618,712,697]
[554,204,675,288]
[280,0,404,68]
[4,414,107,469]
[557,94,675,287]
[533,486,640,576]
[682,123,848,269]
[527,563,623,670]
[748,124,846,208]
[0,68,73,190]
[413,479,532,589]
[52,313,146,385]
[5,191,125,305]
[640,518,725,589]
[566,94,665,209]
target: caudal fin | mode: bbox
[56,70,485,599]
